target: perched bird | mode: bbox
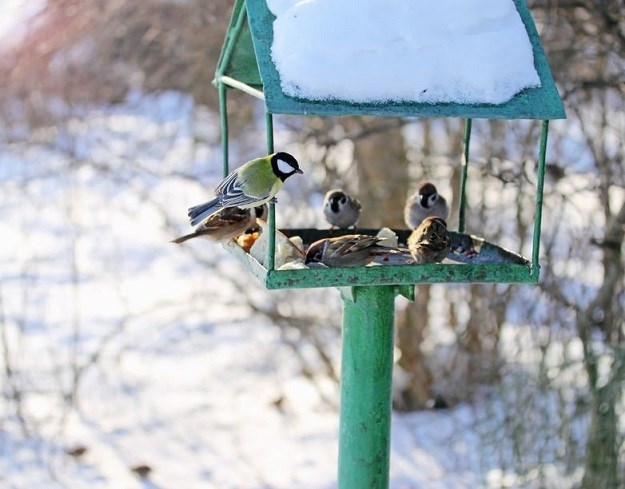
[323,189,362,229]
[407,216,451,264]
[404,182,449,229]
[305,234,397,267]
[172,205,266,244]
[188,152,302,227]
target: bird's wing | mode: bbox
[334,235,381,255]
[215,171,240,196]
[431,231,452,251]
[201,207,250,231]
[215,171,269,207]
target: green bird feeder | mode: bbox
[212,1,565,487]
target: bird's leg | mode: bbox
[269,197,278,204]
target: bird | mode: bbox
[305,234,398,267]
[323,189,362,229]
[404,181,449,229]
[187,152,302,227]
[172,205,267,244]
[407,216,451,264]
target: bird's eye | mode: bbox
[429,194,438,205]
[339,196,347,205]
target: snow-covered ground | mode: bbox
[0,91,590,488]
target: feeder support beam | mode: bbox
[531,119,549,279]
[459,118,472,233]
[339,285,396,489]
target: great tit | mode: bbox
[404,181,449,229]
[172,205,266,244]
[323,189,362,229]
[408,216,451,264]
[188,152,302,227]
[305,234,399,268]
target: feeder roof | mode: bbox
[216,0,565,120]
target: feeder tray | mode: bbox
[225,227,533,289]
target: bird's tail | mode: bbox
[171,232,197,244]
[188,198,222,226]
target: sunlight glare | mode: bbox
[0,0,44,48]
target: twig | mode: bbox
[0,286,31,437]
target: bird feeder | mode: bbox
[212,0,564,487]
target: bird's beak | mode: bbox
[296,168,304,174]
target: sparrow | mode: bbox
[404,181,449,229]
[172,205,266,244]
[305,234,398,267]
[187,152,302,227]
[323,189,362,229]
[408,216,451,264]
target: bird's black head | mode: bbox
[304,240,325,265]
[327,190,348,213]
[418,182,438,208]
[253,204,268,220]
[271,152,303,182]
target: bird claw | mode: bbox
[269,197,278,205]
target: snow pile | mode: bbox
[268,0,541,104]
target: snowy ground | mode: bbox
[0,91,588,488]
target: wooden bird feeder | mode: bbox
[212,1,565,487]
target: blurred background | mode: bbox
[0,0,623,487]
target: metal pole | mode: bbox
[458,118,472,233]
[339,285,396,489]
[531,119,549,279]
[219,76,265,100]
[218,82,229,177]
[265,111,275,271]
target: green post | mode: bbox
[458,118,472,233]
[339,285,396,489]
[265,111,276,271]
[531,119,549,279]
[218,82,229,177]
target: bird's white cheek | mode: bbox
[276,159,292,174]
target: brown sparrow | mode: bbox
[172,205,266,244]
[323,189,362,229]
[404,182,449,228]
[408,216,451,264]
[305,234,397,267]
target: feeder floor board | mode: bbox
[223,228,537,289]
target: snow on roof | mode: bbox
[267,0,541,105]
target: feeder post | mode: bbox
[531,119,549,279]
[339,285,396,489]
[458,118,472,233]
[218,82,229,177]
[265,111,276,271]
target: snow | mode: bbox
[0,91,595,488]
[268,0,541,104]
